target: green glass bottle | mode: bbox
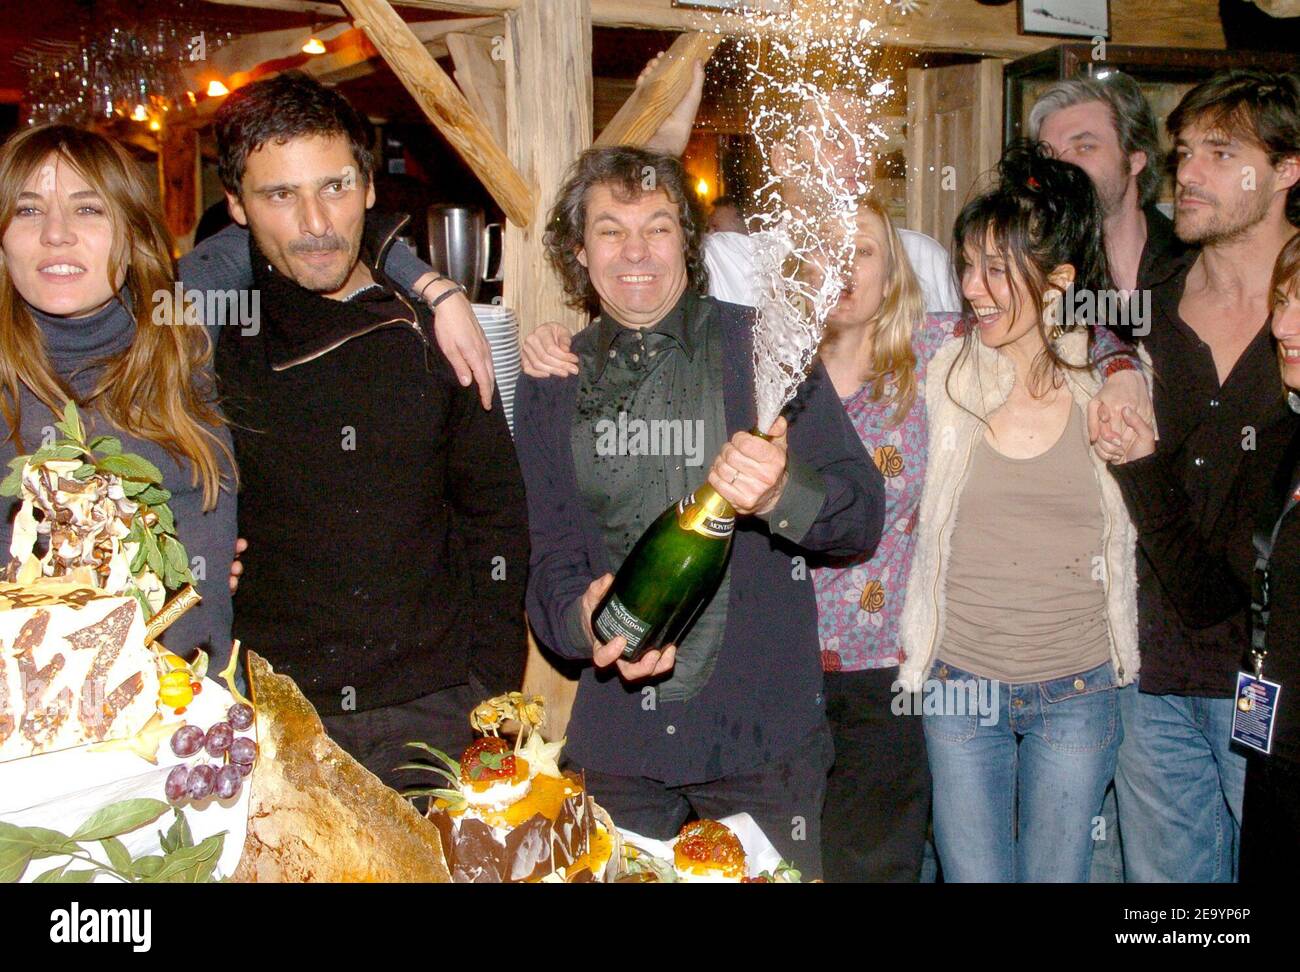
[593,482,736,663]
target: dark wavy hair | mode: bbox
[544,147,708,313]
[1168,70,1300,228]
[1027,70,1164,208]
[215,71,375,197]
[949,140,1115,402]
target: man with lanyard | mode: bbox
[1095,70,1300,882]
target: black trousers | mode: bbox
[822,667,932,882]
[1240,752,1300,882]
[575,722,835,879]
[320,679,484,794]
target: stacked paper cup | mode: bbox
[473,303,522,435]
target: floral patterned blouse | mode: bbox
[814,314,1137,672]
[814,313,961,672]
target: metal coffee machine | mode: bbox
[426,204,503,303]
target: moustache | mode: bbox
[289,236,347,254]
[1178,188,1216,206]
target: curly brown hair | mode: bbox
[543,146,709,313]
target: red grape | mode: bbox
[170,724,204,758]
[205,722,233,756]
[227,703,254,731]
[165,765,189,803]
[186,763,216,800]
[229,736,257,766]
[215,764,243,800]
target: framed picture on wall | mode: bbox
[1019,0,1110,39]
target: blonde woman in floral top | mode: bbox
[814,197,1145,881]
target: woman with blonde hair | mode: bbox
[0,124,236,666]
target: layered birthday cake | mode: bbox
[420,693,617,882]
[0,405,253,882]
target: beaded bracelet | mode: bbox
[1103,356,1137,378]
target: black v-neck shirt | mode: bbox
[1133,258,1291,697]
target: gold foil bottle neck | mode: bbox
[678,482,735,532]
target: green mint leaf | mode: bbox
[72,798,170,841]
[87,435,123,456]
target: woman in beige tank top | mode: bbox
[900,143,1144,882]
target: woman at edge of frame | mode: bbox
[0,124,237,669]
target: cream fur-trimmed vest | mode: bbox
[898,329,1147,691]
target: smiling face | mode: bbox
[576,183,689,328]
[226,133,375,298]
[1038,100,1141,218]
[1172,118,1278,246]
[1,152,123,318]
[961,230,1072,358]
[1274,273,1300,390]
[824,208,890,333]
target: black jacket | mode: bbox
[215,212,528,713]
[516,294,884,785]
[1112,402,1300,763]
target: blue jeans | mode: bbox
[924,660,1121,882]
[1114,685,1246,882]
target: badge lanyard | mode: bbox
[1236,482,1299,755]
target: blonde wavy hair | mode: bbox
[0,125,234,510]
[847,196,926,426]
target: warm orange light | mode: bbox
[302,37,326,54]
[148,119,161,131]
[695,178,709,197]
[206,80,229,97]
[131,104,148,122]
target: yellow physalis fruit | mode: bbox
[161,652,189,672]
[159,669,194,709]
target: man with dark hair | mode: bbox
[1030,71,1192,308]
[514,145,884,878]
[1102,69,1300,882]
[210,71,528,789]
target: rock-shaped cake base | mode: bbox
[231,651,450,882]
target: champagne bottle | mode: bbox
[593,482,736,663]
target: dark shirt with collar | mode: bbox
[516,291,884,786]
[1111,394,1300,761]
[214,216,527,714]
[567,290,730,703]
[1128,255,1291,697]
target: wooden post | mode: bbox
[594,32,720,148]
[338,0,535,226]
[504,0,593,737]
[158,125,200,256]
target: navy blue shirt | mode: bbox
[515,295,884,785]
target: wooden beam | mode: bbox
[594,32,720,148]
[208,0,1227,53]
[504,0,593,738]
[447,32,507,153]
[334,0,533,225]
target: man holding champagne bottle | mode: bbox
[515,146,884,877]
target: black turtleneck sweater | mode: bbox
[1,298,238,668]
[213,236,527,714]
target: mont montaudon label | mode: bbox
[677,493,735,539]
[595,593,652,651]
